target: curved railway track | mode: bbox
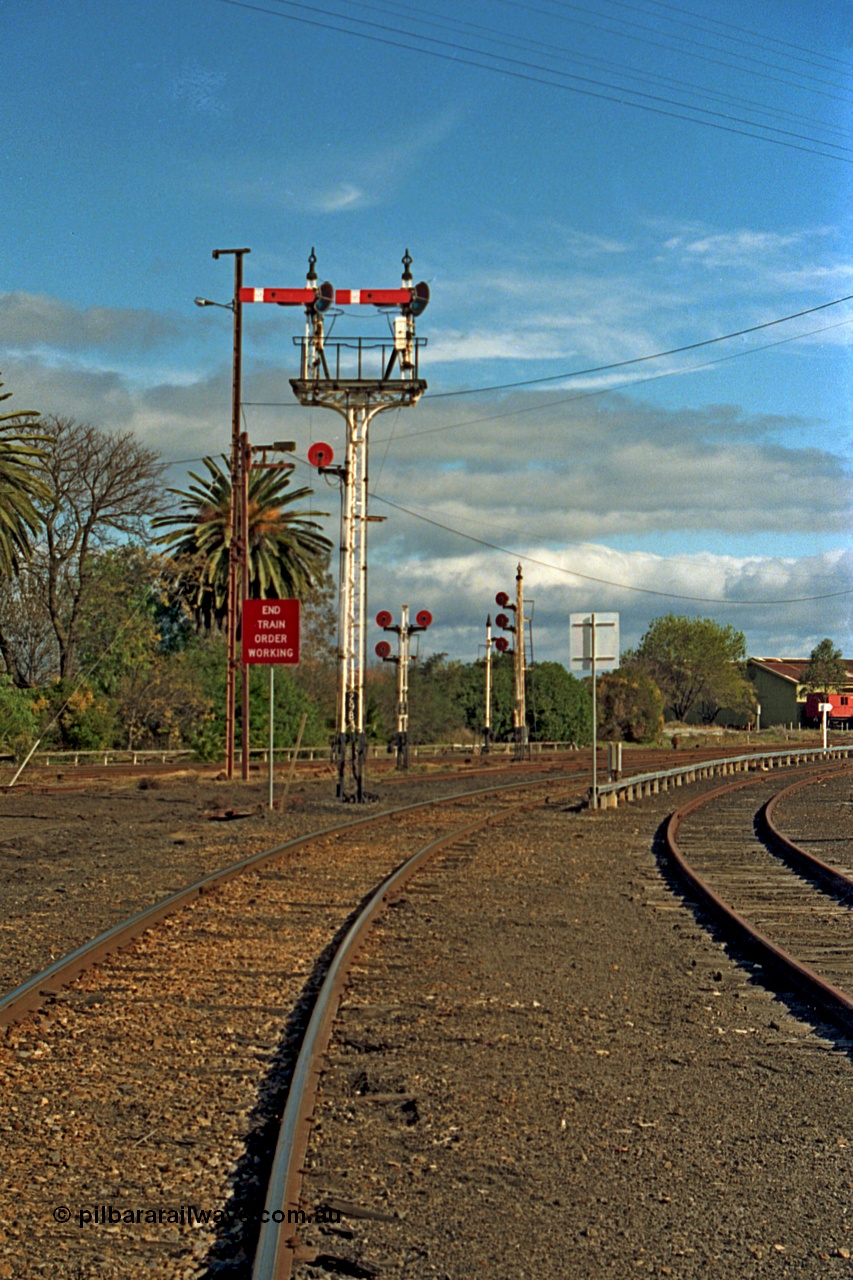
[1,770,588,1031]
[664,762,853,1031]
[4,752,847,1278]
[0,768,581,1280]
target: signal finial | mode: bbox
[307,247,318,285]
[402,248,413,287]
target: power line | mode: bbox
[427,292,853,399]
[337,0,853,141]
[239,301,853,427]
[369,492,853,606]
[370,312,853,444]
[217,0,853,163]
[508,0,853,98]
[615,0,853,76]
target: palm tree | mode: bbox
[153,456,333,629]
[0,375,48,577]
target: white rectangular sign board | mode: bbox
[569,612,620,674]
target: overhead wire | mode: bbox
[366,491,853,606]
[370,312,853,443]
[217,0,853,162]
[426,292,853,399]
[606,0,853,76]
[496,0,853,97]
[241,294,853,413]
[335,0,853,140]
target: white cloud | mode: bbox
[368,541,853,665]
[315,183,366,213]
[0,292,179,353]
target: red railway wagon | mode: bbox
[805,692,853,726]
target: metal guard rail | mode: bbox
[594,744,853,809]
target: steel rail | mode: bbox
[0,771,574,1030]
[664,762,853,1031]
[1,746,801,1021]
[251,793,543,1280]
[764,773,853,901]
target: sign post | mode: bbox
[819,701,833,751]
[570,612,620,809]
[242,599,301,807]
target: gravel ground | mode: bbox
[293,770,853,1280]
[3,761,849,1280]
[0,761,569,995]
[0,776,563,1280]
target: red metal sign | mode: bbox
[242,598,300,665]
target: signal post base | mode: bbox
[332,731,369,803]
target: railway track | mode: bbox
[260,759,853,1280]
[4,753,847,1278]
[664,762,853,1031]
[0,747,744,997]
[0,770,579,1279]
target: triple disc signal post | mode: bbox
[241,250,429,801]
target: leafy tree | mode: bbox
[0,676,39,759]
[245,664,327,752]
[153,456,332,630]
[75,548,165,694]
[803,637,848,703]
[291,570,337,725]
[528,662,592,743]
[0,416,169,681]
[0,567,56,686]
[597,666,664,742]
[407,654,470,744]
[0,375,48,580]
[630,613,750,723]
[111,649,216,752]
[36,679,116,751]
[457,652,515,742]
[456,656,592,745]
[696,663,756,725]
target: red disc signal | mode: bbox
[415,609,433,628]
[495,591,510,608]
[376,610,393,629]
[495,636,510,652]
[375,640,392,659]
[307,442,334,468]
[495,613,510,630]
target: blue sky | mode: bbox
[3,0,852,666]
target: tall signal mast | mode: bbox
[241,249,429,801]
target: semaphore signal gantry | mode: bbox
[241,249,430,802]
